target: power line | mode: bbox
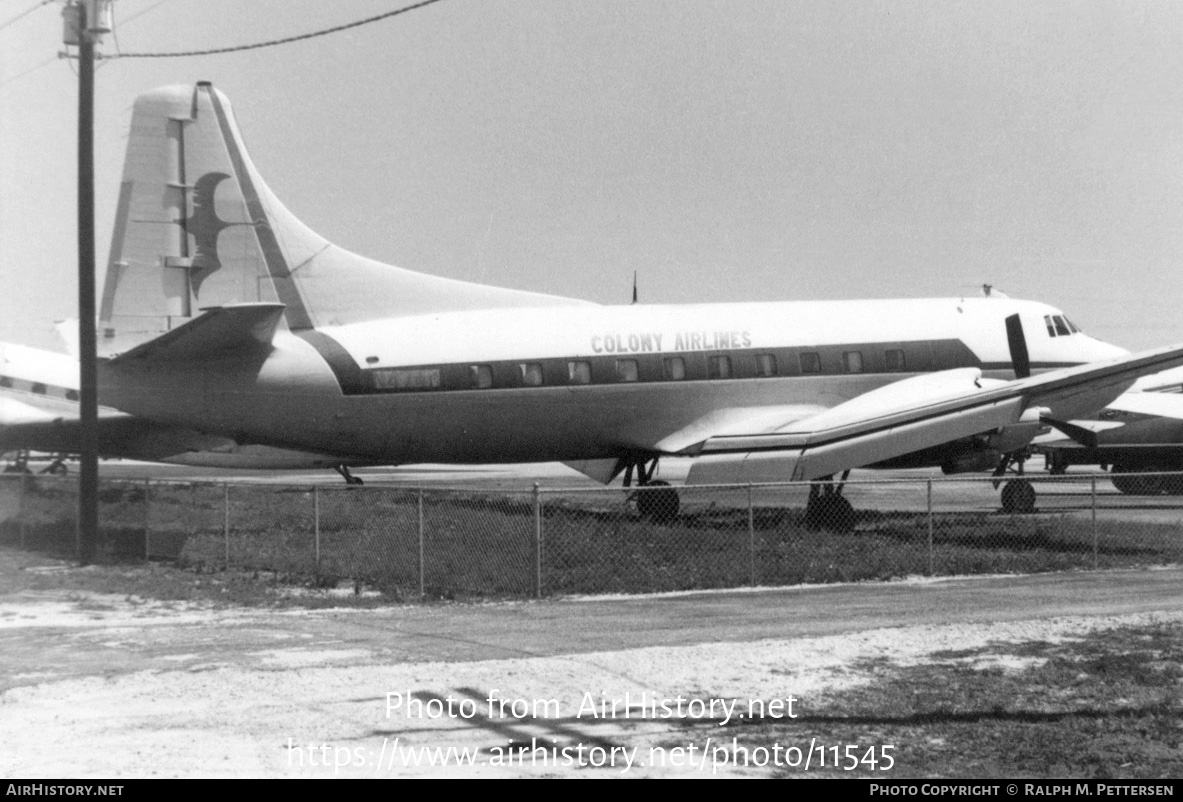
[111,0,447,59]
[0,53,56,90]
[0,0,52,34]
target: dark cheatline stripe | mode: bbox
[294,330,368,395]
[202,84,315,332]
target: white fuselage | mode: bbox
[96,297,1128,466]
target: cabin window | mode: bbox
[756,353,777,377]
[567,361,591,385]
[31,383,46,395]
[799,352,821,374]
[66,390,79,401]
[884,349,906,371]
[1053,315,1071,336]
[373,368,441,390]
[0,377,10,388]
[1044,315,1057,337]
[708,355,731,379]
[469,364,493,389]
[519,363,544,387]
[842,351,863,374]
[615,359,639,382]
[662,357,686,381]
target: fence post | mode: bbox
[747,484,755,587]
[927,479,934,576]
[223,484,230,570]
[1091,474,1098,570]
[418,487,425,598]
[143,480,151,561]
[313,486,321,576]
[18,473,27,550]
[534,483,542,599]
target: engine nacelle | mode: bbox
[941,449,1001,474]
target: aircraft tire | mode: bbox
[1163,472,1183,496]
[1111,465,1156,496]
[805,493,855,533]
[636,480,679,523]
[1147,465,1183,495]
[1001,479,1036,514]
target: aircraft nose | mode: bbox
[1088,338,1130,360]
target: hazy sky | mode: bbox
[3,0,1183,351]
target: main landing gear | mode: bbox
[2,450,31,474]
[993,452,1035,514]
[622,458,680,523]
[3,451,70,476]
[335,465,364,485]
[805,470,855,532]
[40,454,69,476]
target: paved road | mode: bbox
[4,566,1182,691]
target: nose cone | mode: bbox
[1083,337,1130,361]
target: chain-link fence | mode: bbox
[2,471,1182,599]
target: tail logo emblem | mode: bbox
[184,172,235,298]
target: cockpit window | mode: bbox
[1053,316,1071,336]
[1065,317,1081,334]
[1044,315,1057,337]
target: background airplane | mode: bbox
[6,82,1183,529]
[1034,368,1183,495]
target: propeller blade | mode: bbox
[1005,313,1031,379]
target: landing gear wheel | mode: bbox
[1161,472,1183,496]
[42,458,68,476]
[1111,465,1152,495]
[635,480,679,523]
[805,493,855,532]
[1001,479,1036,514]
[334,465,364,486]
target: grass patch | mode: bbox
[655,622,1183,778]
[2,477,1182,600]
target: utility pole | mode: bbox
[63,0,112,565]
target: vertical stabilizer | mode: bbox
[99,82,590,356]
[101,83,325,354]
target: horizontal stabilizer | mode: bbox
[108,303,285,364]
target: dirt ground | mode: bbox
[2,553,1181,778]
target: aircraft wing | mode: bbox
[1105,390,1183,421]
[684,342,1183,484]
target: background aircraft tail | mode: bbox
[99,82,587,356]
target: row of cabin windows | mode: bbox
[0,376,74,398]
[373,348,910,391]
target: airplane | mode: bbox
[0,340,380,474]
[1035,368,1183,495]
[6,81,1183,530]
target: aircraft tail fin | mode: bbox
[100,83,589,357]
